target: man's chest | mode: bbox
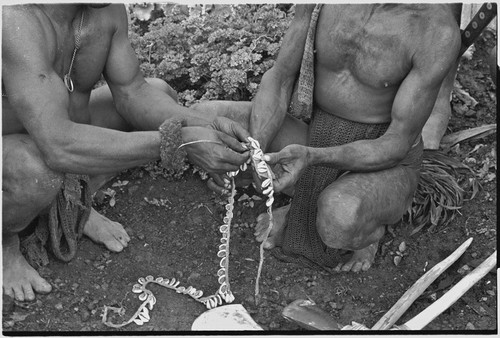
[315,5,416,88]
[53,16,112,93]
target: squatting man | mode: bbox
[202,3,462,272]
[2,3,251,302]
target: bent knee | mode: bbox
[145,78,178,102]
[316,190,363,248]
[3,135,64,205]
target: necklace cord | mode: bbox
[64,9,85,92]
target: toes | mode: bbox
[263,238,275,249]
[115,232,129,248]
[341,261,354,272]
[13,286,25,302]
[106,240,124,253]
[361,261,372,271]
[4,287,15,300]
[22,284,35,301]
[255,230,266,242]
[351,262,363,273]
[114,224,131,243]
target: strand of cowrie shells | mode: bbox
[102,136,274,327]
[247,137,275,302]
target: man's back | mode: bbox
[314,4,460,123]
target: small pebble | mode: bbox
[244,295,255,304]
[55,303,63,311]
[269,321,280,330]
[87,300,99,310]
[465,322,475,330]
[329,302,339,309]
[81,310,91,322]
[137,234,145,240]
[187,272,200,282]
[457,264,471,275]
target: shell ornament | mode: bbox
[103,137,274,328]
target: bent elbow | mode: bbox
[389,144,412,167]
[39,135,74,173]
[43,147,68,173]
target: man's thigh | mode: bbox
[320,164,420,227]
[190,100,309,151]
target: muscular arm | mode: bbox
[103,5,210,130]
[2,6,197,176]
[249,5,315,151]
[307,25,461,171]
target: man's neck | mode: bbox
[38,4,85,26]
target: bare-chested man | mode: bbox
[197,4,461,272]
[2,4,250,301]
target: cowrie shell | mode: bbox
[262,178,272,188]
[266,196,274,207]
[263,186,273,195]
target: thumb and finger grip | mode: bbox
[218,132,249,153]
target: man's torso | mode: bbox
[314,4,458,123]
[2,5,122,134]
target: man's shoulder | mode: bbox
[89,4,127,26]
[2,5,51,51]
[3,4,41,26]
[420,6,461,56]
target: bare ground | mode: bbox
[2,31,497,334]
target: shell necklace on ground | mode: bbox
[102,137,274,328]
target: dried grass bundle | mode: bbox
[405,150,478,235]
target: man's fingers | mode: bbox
[213,117,250,141]
[263,152,279,165]
[217,132,249,153]
[211,173,231,190]
[230,120,251,143]
[207,177,229,195]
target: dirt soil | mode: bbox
[2,31,497,334]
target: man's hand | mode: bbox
[182,117,250,174]
[263,144,311,192]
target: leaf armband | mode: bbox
[159,118,187,174]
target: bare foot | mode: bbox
[334,242,379,272]
[2,235,52,301]
[254,204,290,249]
[83,208,130,252]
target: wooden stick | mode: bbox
[371,238,473,330]
[401,251,496,330]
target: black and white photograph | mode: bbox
[1,1,497,333]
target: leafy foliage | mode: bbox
[128,4,292,106]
